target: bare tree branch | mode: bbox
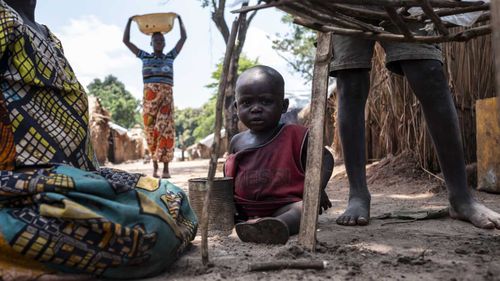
[212,0,230,43]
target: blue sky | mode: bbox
[36,0,311,109]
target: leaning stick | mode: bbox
[316,0,483,8]
[200,16,242,265]
[385,6,414,39]
[300,0,384,32]
[298,31,333,251]
[231,0,294,13]
[245,0,484,10]
[420,0,450,36]
[248,260,328,272]
[287,1,366,30]
[331,3,392,20]
[416,3,490,20]
[293,17,490,43]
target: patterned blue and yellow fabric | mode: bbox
[0,1,198,279]
[0,0,97,171]
[0,165,197,279]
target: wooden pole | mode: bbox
[298,31,333,251]
[491,0,500,97]
[293,17,490,43]
[200,16,241,265]
[493,0,500,123]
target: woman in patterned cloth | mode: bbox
[0,0,197,279]
[123,12,186,179]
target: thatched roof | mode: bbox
[236,0,491,43]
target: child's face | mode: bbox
[235,78,287,133]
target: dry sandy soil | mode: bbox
[107,154,500,281]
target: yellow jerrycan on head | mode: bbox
[133,12,177,35]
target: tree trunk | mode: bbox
[210,1,261,144]
[223,6,259,142]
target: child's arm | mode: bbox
[301,137,334,214]
[319,148,334,213]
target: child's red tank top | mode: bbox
[225,124,308,218]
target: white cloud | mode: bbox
[243,26,283,66]
[53,15,138,90]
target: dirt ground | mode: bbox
[107,154,500,281]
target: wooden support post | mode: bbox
[298,31,333,251]
[493,0,500,124]
[200,16,241,265]
[491,0,500,94]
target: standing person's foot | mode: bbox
[336,194,371,226]
[235,217,289,244]
[153,161,159,178]
[162,163,170,179]
[450,199,500,229]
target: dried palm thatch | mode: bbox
[235,0,491,43]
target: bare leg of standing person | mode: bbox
[153,160,159,178]
[162,162,170,179]
[335,68,371,226]
[401,59,500,229]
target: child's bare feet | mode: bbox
[450,200,500,229]
[235,217,289,244]
[336,194,370,226]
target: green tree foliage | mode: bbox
[175,107,202,150]
[205,54,259,90]
[272,15,316,82]
[192,94,216,141]
[87,75,141,129]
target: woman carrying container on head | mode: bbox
[123,13,186,179]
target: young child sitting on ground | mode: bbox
[224,65,334,244]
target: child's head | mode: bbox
[235,65,289,133]
[151,32,165,52]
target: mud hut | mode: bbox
[108,122,145,164]
[88,97,146,164]
[187,129,227,160]
[88,96,111,165]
